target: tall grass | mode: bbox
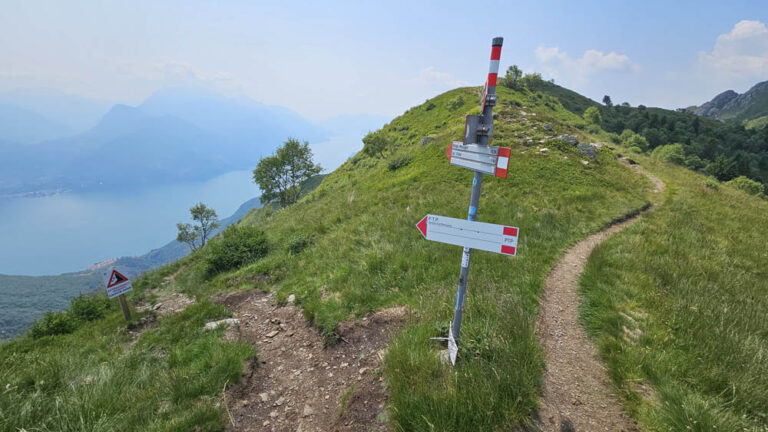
[580,155,768,431]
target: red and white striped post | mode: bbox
[451,37,504,344]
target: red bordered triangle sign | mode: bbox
[107,269,129,288]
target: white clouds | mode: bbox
[534,46,636,84]
[698,20,768,78]
[412,66,470,88]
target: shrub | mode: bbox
[388,156,411,171]
[583,106,602,125]
[629,146,643,154]
[30,311,76,339]
[725,176,764,196]
[447,96,465,110]
[651,143,685,164]
[288,234,310,255]
[70,294,109,322]
[207,226,268,273]
[425,102,436,111]
[625,134,649,152]
[704,179,720,190]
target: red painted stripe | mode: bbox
[501,245,516,255]
[487,73,497,86]
[498,147,511,158]
[446,142,453,162]
[490,45,502,60]
[495,166,507,178]
[503,226,518,237]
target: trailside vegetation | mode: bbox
[253,138,322,208]
[176,202,219,252]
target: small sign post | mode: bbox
[418,37,514,365]
[103,267,133,321]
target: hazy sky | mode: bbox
[1,1,766,121]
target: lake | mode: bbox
[0,170,259,276]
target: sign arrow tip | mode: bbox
[416,216,428,237]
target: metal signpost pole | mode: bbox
[451,37,503,343]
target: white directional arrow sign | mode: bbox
[416,214,519,256]
[446,141,510,178]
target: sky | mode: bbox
[1,0,766,122]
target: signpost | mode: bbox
[418,37,516,365]
[103,267,132,321]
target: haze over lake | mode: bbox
[0,170,257,276]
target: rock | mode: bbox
[263,420,270,426]
[558,134,579,146]
[543,123,553,131]
[287,294,296,304]
[266,330,279,338]
[259,392,269,402]
[152,303,163,311]
[274,396,286,406]
[581,160,590,165]
[203,318,239,330]
[269,410,278,418]
[420,136,435,146]
[540,148,549,154]
[359,367,369,375]
[560,418,576,432]
[577,142,597,160]
[302,404,314,417]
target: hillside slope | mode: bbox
[689,80,768,123]
[0,83,655,431]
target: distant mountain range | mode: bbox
[0,86,328,197]
[686,80,768,128]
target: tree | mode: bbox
[602,95,613,107]
[584,106,602,125]
[253,138,322,208]
[520,72,544,90]
[502,65,523,89]
[362,131,390,158]
[176,202,219,251]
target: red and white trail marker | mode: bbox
[416,214,519,256]
[446,141,511,178]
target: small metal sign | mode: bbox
[103,268,133,299]
[446,141,511,178]
[416,214,519,256]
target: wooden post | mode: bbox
[118,293,131,321]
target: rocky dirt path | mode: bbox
[536,161,664,432]
[215,289,408,432]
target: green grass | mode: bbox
[579,154,768,431]
[1,84,652,431]
[0,284,255,431]
[224,86,652,430]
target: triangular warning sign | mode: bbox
[107,269,129,288]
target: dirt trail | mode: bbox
[536,161,664,431]
[215,289,407,432]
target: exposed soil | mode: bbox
[214,289,408,432]
[535,161,664,431]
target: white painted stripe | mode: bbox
[496,156,509,169]
[488,59,500,74]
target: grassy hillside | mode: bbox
[0,83,654,431]
[580,153,768,431]
[214,85,652,430]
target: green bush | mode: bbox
[651,143,685,164]
[704,179,720,190]
[69,294,109,322]
[30,311,76,338]
[425,102,436,111]
[447,96,465,110]
[725,176,764,196]
[583,106,602,125]
[625,134,649,152]
[629,146,643,154]
[288,234,310,255]
[388,156,411,171]
[207,226,268,273]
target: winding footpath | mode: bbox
[536,162,665,432]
